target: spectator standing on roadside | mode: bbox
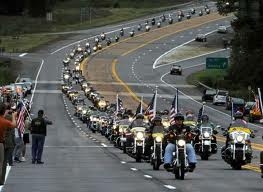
[0,102,17,186]
[21,117,31,162]
[30,110,52,164]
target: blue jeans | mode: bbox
[164,143,197,164]
[31,134,45,161]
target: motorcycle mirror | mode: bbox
[216,125,221,129]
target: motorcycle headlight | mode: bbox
[178,139,186,147]
[155,136,162,143]
[64,74,70,80]
[75,66,80,70]
[129,117,133,122]
[119,128,123,133]
[236,135,244,143]
[82,110,87,114]
[136,132,144,140]
[203,132,210,138]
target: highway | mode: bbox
[1,1,262,192]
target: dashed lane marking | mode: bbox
[144,175,153,179]
[164,185,177,190]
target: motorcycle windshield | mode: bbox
[200,126,213,134]
[152,125,164,134]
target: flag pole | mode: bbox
[140,96,143,114]
[19,99,32,121]
[258,88,263,116]
[231,101,234,122]
[153,86,158,118]
[176,88,178,113]
[116,93,119,113]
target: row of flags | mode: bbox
[115,87,263,124]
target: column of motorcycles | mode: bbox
[59,3,261,177]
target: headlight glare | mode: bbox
[178,139,186,146]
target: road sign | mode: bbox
[206,57,228,69]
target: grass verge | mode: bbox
[0,34,64,53]
[0,57,20,85]
[187,69,227,88]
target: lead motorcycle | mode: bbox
[221,126,253,170]
[166,132,190,180]
[194,126,218,160]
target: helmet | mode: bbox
[152,116,162,122]
[162,109,169,115]
[186,113,194,121]
[136,113,144,119]
[123,114,129,119]
[201,114,209,121]
[174,113,184,121]
[234,111,243,119]
[117,112,122,117]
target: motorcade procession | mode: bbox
[0,1,263,191]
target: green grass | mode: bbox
[0,58,19,85]
[0,34,61,52]
[187,69,228,88]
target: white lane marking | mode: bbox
[144,175,153,179]
[19,53,28,57]
[160,64,263,129]
[92,138,96,141]
[153,29,221,69]
[33,80,63,84]
[0,165,11,190]
[156,48,228,68]
[164,185,176,190]
[153,25,231,69]
[101,143,107,147]
[44,145,112,148]
[50,2,204,55]
[33,90,61,94]
[30,59,44,105]
[121,161,126,164]
[130,168,138,171]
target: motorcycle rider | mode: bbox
[221,111,253,160]
[163,113,197,172]
[195,114,217,153]
[129,113,147,128]
[145,116,164,157]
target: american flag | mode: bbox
[116,94,124,112]
[169,90,178,125]
[197,105,204,123]
[17,106,26,135]
[144,92,157,121]
[254,94,261,113]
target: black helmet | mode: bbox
[174,113,184,121]
[201,114,209,121]
[123,114,129,119]
[136,113,144,119]
[234,111,243,119]
[117,112,122,117]
[152,115,162,122]
[162,109,169,115]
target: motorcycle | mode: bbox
[151,18,156,25]
[199,10,203,16]
[100,32,106,41]
[116,124,129,153]
[88,115,100,133]
[178,15,182,22]
[145,25,150,32]
[157,22,161,28]
[129,30,135,37]
[137,24,141,31]
[126,126,146,162]
[168,17,173,24]
[151,131,164,170]
[120,28,124,36]
[194,126,218,160]
[221,126,253,170]
[166,132,189,180]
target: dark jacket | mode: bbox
[168,124,192,143]
[31,117,52,136]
